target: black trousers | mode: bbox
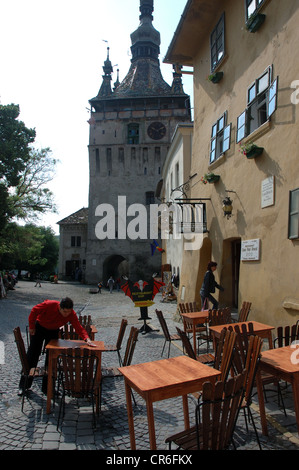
[19,322,59,392]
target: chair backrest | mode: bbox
[241,335,263,405]
[122,327,139,367]
[57,348,99,397]
[238,301,252,322]
[156,310,171,342]
[13,327,30,375]
[213,328,237,381]
[196,372,245,450]
[79,315,92,326]
[59,323,92,340]
[115,319,128,350]
[176,327,197,360]
[208,307,232,327]
[274,324,299,348]
[179,302,198,313]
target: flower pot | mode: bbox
[246,146,264,159]
[206,175,220,183]
[209,72,223,84]
[246,13,266,33]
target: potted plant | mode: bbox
[246,13,266,33]
[201,172,220,184]
[207,71,224,84]
[239,141,264,159]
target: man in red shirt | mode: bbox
[19,297,95,394]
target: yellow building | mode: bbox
[164,0,299,327]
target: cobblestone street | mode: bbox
[1,280,299,454]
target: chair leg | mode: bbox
[247,405,262,450]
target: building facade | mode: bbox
[58,0,191,284]
[164,0,299,327]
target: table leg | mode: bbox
[182,394,190,429]
[46,353,54,414]
[255,368,268,435]
[125,381,136,450]
[193,323,197,355]
[146,400,156,450]
[267,332,273,349]
[291,378,299,434]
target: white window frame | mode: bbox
[210,112,231,164]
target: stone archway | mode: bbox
[102,255,129,285]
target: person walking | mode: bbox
[19,297,95,395]
[107,276,114,293]
[200,261,224,310]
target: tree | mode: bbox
[1,224,59,277]
[0,103,57,227]
[9,147,58,221]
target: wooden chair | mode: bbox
[155,310,180,358]
[56,348,99,430]
[100,326,139,409]
[58,323,92,340]
[165,372,246,450]
[232,334,263,449]
[176,327,215,364]
[104,318,128,365]
[176,327,237,401]
[274,324,299,348]
[78,314,92,327]
[232,301,252,323]
[13,327,47,411]
[205,307,233,351]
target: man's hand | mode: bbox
[29,328,36,335]
[85,338,96,347]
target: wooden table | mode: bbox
[209,321,274,349]
[45,339,105,414]
[256,345,299,435]
[118,355,221,450]
[180,311,209,354]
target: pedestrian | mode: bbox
[98,281,103,293]
[19,297,95,395]
[34,273,42,287]
[200,261,224,310]
[107,276,114,293]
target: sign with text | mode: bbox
[241,239,261,261]
[261,176,275,208]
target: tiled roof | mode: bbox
[57,207,88,225]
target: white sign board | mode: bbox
[241,239,261,261]
[261,176,274,208]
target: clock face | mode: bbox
[147,122,166,140]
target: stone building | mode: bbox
[163,0,299,328]
[58,0,191,284]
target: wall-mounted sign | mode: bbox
[241,239,261,261]
[261,176,275,208]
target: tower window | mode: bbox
[128,124,139,144]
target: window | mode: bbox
[210,13,225,72]
[128,124,139,144]
[245,0,266,21]
[288,189,299,239]
[146,191,155,205]
[210,112,231,164]
[71,236,81,247]
[236,67,278,143]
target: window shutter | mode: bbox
[236,110,247,143]
[268,76,279,118]
[223,123,231,153]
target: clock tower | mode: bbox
[86,0,191,284]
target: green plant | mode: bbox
[239,141,257,156]
[201,173,219,184]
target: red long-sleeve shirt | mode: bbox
[28,299,89,341]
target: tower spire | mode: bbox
[98,47,113,97]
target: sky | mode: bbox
[0,0,193,234]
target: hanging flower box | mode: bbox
[201,173,220,184]
[239,141,264,159]
[208,72,223,84]
[246,13,266,33]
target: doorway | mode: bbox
[231,239,241,308]
[222,238,241,308]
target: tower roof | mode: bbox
[90,0,188,105]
